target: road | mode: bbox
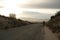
[0,24,58,40]
[0,24,44,40]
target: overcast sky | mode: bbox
[23,0,60,9]
[20,0,60,19]
[0,0,60,19]
[20,11,53,19]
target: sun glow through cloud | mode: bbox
[0,0,32,17]
[0,0,60,19]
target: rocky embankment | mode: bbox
[0,15,32,29]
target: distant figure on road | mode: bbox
[42,21,45,26]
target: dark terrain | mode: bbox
[0,11,60,40]
[0,23,58,40]
[0,15,32,29]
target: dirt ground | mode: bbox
[44,26,59,40]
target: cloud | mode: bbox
[23,0,60,9]
[20,11,53,19]
[31,2,60,9]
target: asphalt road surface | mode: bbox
[0,24,44,40]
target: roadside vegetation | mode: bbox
[0,14,32,30]
[46,11,60,33]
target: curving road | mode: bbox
[0,24,44,40]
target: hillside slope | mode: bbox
[0,15,32,29]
